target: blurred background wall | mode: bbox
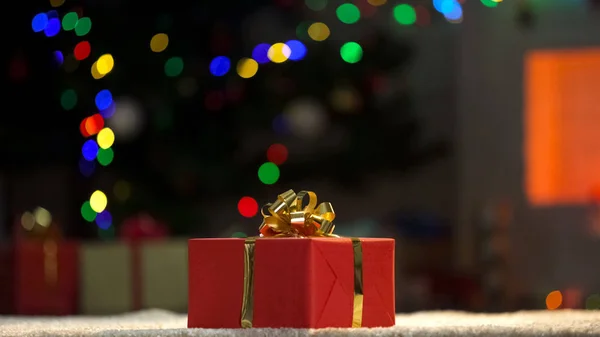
[458,0,600,301]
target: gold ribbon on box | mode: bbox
[240,189,364,328]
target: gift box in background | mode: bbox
[140,240,188,312]
[14,240,79,315]
[188,237,395,329]
[80,239,188,314]
[80,242,133,314]
[0,244,14,314]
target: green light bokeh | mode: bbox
[60,89,77,110]
[74,17,92,36]
[393,4,417,25]
[336,4,360,24]
[62,12,78,31]
[165,57,184,77]
[258,162,280,185]
[81,201,97,222]
[340,42,363,64]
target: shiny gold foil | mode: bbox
[351,237,364,328]
[241,238,256,328]
[240,190,364,328]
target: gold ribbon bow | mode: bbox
[241,189,364,328]
[258,189,337,238]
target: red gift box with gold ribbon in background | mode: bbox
[12,212,79,315]
[188,190,395,329]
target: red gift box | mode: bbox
[14,240,79,315]
[188,237,395,329]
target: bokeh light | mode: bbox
[305,0,327,11]
[267,43,291,63]
[308,22,330,42]
[236,58,259,79]
[177,77,198,97]
[546,290,563,310]
[113,180,131,202]
[444,1,463,21]
[336,3,361,24]
[285,40,307,61]
[586,294,600,309]
[50,0,66,7]
[53,51,64,66]
[95,210,112,229]
[81,201,97,222]
[33,207,52,228]
[80,118,90,137]
[96,54,114,75]
[266,144,288,165]
[394,4,417,25]
[252,44,271,64]
[74,41,91,61]
[79,157,95,177]
[95,89,113,110]
[32,13,49,32]
[209,56,231,76]
[205,91,225,111]
[106,97,144,142]
[62,12,78,31]
[60,89,77,110]
[258,162,280,185]
[231,232,247,238]
[272,114,290,135]
[481,0,499,7]
[295,22,311,40]
[284,98,328,139]
[44,18,61,37]
[74,17,91,36]
[91,62,104,79]
[85,114,105,136]
[97,128,115,149]
[90,190,108,213]
[99,103,116,119]
[97,147,114,166]
[82,139,99,161]
[150,33,169,52]
[21,212,35,231]
[367,0,387,6]
[340,42,363,64]
[237,196,259,218]
[415,5,431,26]
[165,57,184,77]
[63,54,79,73]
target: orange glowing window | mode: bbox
[525,49,600,205]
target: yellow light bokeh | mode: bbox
[49,0,65,7]
[150,33,169,53]
[308,22,330,42]
[90,190,108,213]
[33,207,52,228]
[236,58,259,79]
[21,212,35,231]
[267,43,291,63]
[96,54,114,75]
[97,128,115,149]
[91,62,105,80]
[367,0,387,6]
[113,180,131,202]
[546,290,563,310]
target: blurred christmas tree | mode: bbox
[8,1,449,237]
